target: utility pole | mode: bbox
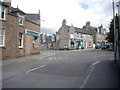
[118,1,120,66]
[112,0,117,63]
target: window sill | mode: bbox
[0,45,5,48]
[19,24,24,27]
[0,19,6,22]
[18,47,23,49]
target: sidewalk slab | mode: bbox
[2,50,55,66]
[84,60,119,88]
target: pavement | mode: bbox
[1,50,55,66]
[84,60,119,88]
[1,48,95,66]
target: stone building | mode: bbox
[56,19,94,50]
[0,0,40,60]
[83,21,107,47]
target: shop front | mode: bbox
[69,39,83,49]
[25,29,40,55]
[75,39,83,49]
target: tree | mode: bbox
[107,14,119,44]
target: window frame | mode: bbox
[18,32,24,48]
[19,15,24,26]
[0,6,6,20]
[0,29,5,47]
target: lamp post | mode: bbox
[112,0,117,63]
[117,1,120,66]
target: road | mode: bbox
[2,49,119,88]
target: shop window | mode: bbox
[0,6,6,20]
[0,29,5,47]
[19,15,24,25]
[33,36,38,48]
[18,32,23,48]
[70,41,74,48]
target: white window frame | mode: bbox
[0,29,5,47]
[18,32,24,48]
[19,15,24,26]
[0,5,6,20]
[70,33,74,39]
[89,42,92,47]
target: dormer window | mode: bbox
[19,15,24,25]
[0,6,6,20]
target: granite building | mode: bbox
[56,19,94,50]
[0,0,40,60]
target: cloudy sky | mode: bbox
[9,0,120,34]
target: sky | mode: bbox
[5,0,120,34]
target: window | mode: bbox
[19,15,24,25]
[77,33,79,37]
[18,32,23,48]
[0,6,6,20]
[0,29,5,47]
[89,42,91,46]
[81,34,83,38]
[33,36,38,48]
[70,33,74,38]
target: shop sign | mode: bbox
[25,29,40,36]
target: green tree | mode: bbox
[108,14,119,44]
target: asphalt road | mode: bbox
[2,49,119,88]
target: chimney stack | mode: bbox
[3,0,11,7]
[62,19,66,26]
[86,21,90,27]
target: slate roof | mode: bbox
[9,7,40,25]
[25,14,40,21]
[0,1,9,7]
[10,7,25,14]
[66,25,94,35]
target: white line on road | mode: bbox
[25,65,46,74]
[80,61,100,88]
[40,65,46,68]
[91,61,100,67]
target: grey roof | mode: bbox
[66,25,93,35]
[25,14,40,25]
[0,1,9,7]
[10,7,25,14]
[25,14,40,20]
[25,14,40,23]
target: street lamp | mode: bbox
[112,0,117,63]
[116,1,120,66]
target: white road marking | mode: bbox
[40,65,46,68]
[81,61,100,88]
[91,61,100,67]
[25,65,46,73]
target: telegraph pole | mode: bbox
[112,0,117,63]
[118,1,120,66]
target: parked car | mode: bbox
[64,45,68,50]
[95,45,101,49]
[101,45,107,49]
